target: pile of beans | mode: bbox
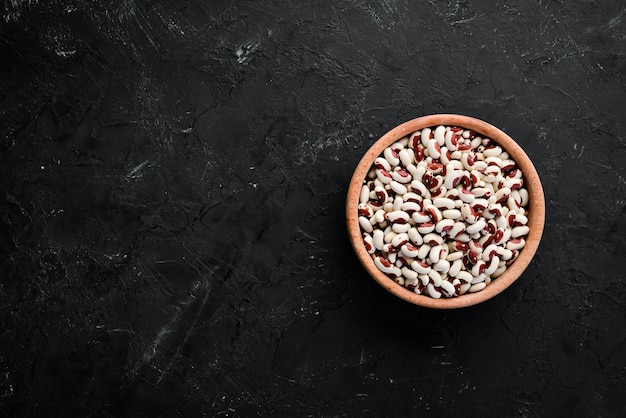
[358,125,530,298]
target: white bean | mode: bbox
[392,223,411,233]
[435,218,455,234]
[359,216,373,233]
[428,269,443,287]
[445,130,457,151]
[417,222,435,234]
[459,282,472,294]
[426,139,441,159]
[400,243,420,258]
[433,197,456,209]
[373,229,384,250]
[469,282,486,293]
[458,189,475,203]
[411,259,431,275]
[407,227,423,245]
[434,259,450,273]
[417,244,431,260]
[411,211,431,224]
[455,270,473,283]
[446,251,464,262]
[426,283,442,298]
[434,125,446,145]
[360,185,370,204]
[410,180,429,198]
[387,210,410,224]
[439,280,455,297]
[376,169,393,184]
[384,147,400,166]
[391,233,409,247]
[398,149,414,167]
[374,157,391,171]
[374,256,396,274]
[363,234,375,254]
[390,180,407,195]
[423,233,444,246]
[491,265,507,278]
[442,209,461,220]
[401,201,421,213]
[485,256,500,276]
[393,196,403,211]
[465,219,486,235]
[401,266,418,280]
[519,188,529,207]
[448,259,463,277]
[506,238,526,251]
[428,245,443,264]
[511,225,530,238]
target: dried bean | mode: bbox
[358,124,531,298]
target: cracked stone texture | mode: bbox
[1,0,626,416]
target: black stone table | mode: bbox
[2,1,626,416]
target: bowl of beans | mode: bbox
[346,114,545,308]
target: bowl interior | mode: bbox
[346,114,545,309]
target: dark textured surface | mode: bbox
[1,0,626,416]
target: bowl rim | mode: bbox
[346,114,545,309]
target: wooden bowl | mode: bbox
[346,114,545,309]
